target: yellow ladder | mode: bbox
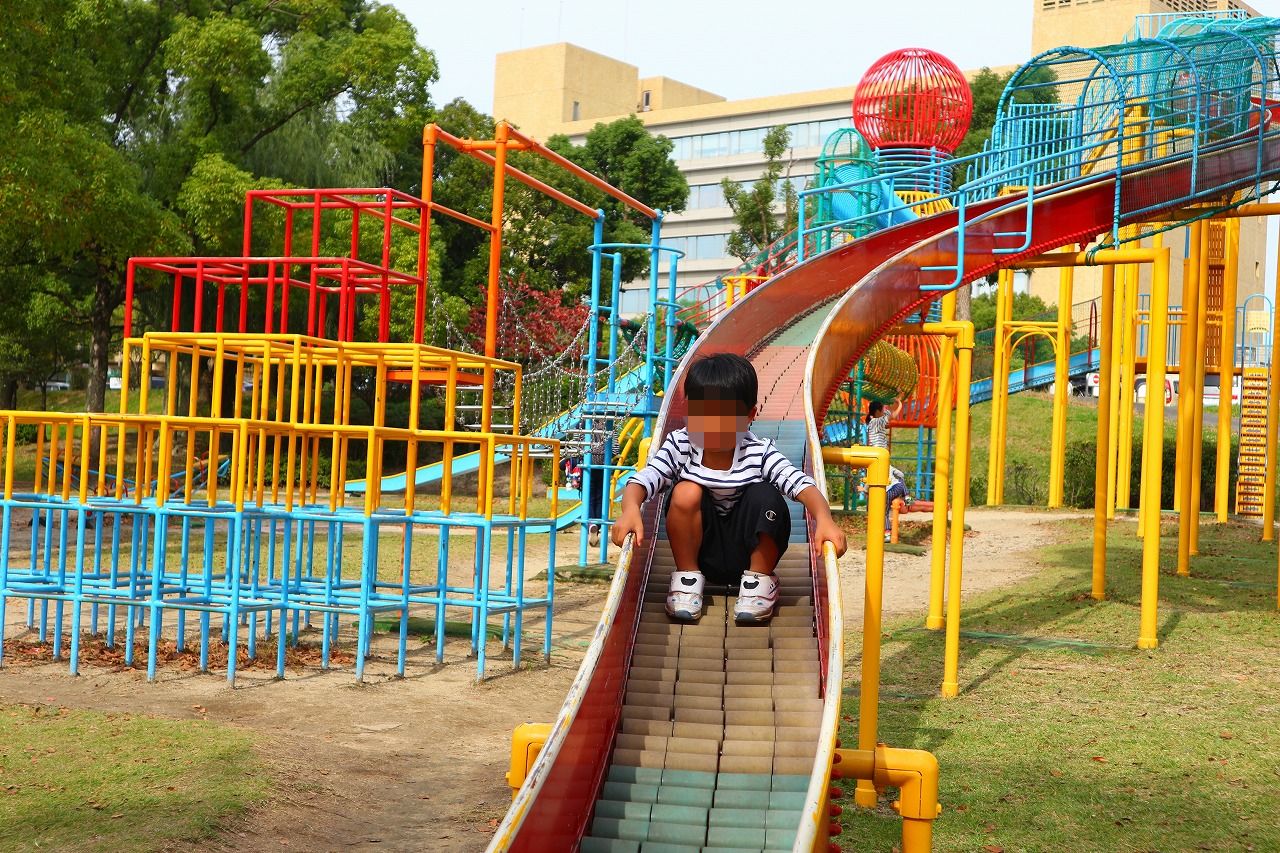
[1234,366,1269,518]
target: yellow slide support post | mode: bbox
[1092,266,1116,599]
[821,445,890,810]
[927,293,957,630]
[1136,246,1172,648]
[986,272,1010,507]
[920,320,974,700]
[1022,248,1170,643]
[1049,266,1074,508]
[1177,223,1204,577]
[1216,218,1241,522]
[1190,223,1211,556]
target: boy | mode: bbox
[611,353,847,623]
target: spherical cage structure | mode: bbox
[852,48,974,152]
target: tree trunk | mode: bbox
[86,279,114,413]
[956,283,972,322]
[0,379,18,409]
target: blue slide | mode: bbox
[827,162,920,232]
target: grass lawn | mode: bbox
[838,517,1280,852]
[0,704,265,852]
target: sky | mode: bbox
[393,0,1037,114]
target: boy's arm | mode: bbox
[612,482,649,546]
[611,433,689,547]
[759,442,847,557]
[796,485,848,557]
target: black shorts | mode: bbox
[665,480,792,584]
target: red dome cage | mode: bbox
[852,48,974,153]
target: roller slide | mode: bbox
[968,348,1102,405]
[489,131,1280,852]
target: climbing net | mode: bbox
[426,293,654,449]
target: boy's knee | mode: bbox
[670,480,703,512]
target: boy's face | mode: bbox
[688,397,755,453]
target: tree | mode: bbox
[722,126,798,268]
[0,0,438,412]
[955,66,1059,161]
[464,277,590,362]
[525,116,689,297]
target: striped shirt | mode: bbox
[865,414,890,449]
[631,428,818,515]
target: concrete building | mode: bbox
[1032,0,1259,56]
[492,1,1268,314]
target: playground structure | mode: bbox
[0,123,696,682]
[493,13,1280,853]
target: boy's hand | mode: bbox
[814,517,847,557]
[611,506,644,547]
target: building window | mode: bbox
[667,120,849,162]
[572,101,580,121]
[660,233,732,261]
[641,90,652,111]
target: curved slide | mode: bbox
[488,130,1280,852]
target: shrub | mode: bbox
[1062,431,1238,511]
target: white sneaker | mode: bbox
[588,524,601,547]
[665,570,705,621]
[733,571,779,624]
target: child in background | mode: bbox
[863,398,904,449]
[612,353,847,623]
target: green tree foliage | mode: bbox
[955,66,1059,161]
[531,116,689,298]
[722,126,798,267]
[970,291,1053,332]
[0,0,437,411]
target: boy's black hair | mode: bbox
[685,353,757,412]
[865,400,884,423]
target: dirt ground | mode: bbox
[0,507,1081,852]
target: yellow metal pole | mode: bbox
[937,321,974,699]
[1264,222,1280,540]
[986,269,1010,506]
[1215,218,1240,522]
[817,448,895,810]
[836,448,889,810]
[1173,232,1198,514]
[926,293,956,631]
[1190,223,1211,555]
[1137,232,1165,539]
[1049,266,1073,508]
[1107,261,1125,519]
[1177,225,1204,577]
[1092,266,1116,600]
[1118,254,1140,512]
[1137,247,1171,650]
[995,277,1014,504]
